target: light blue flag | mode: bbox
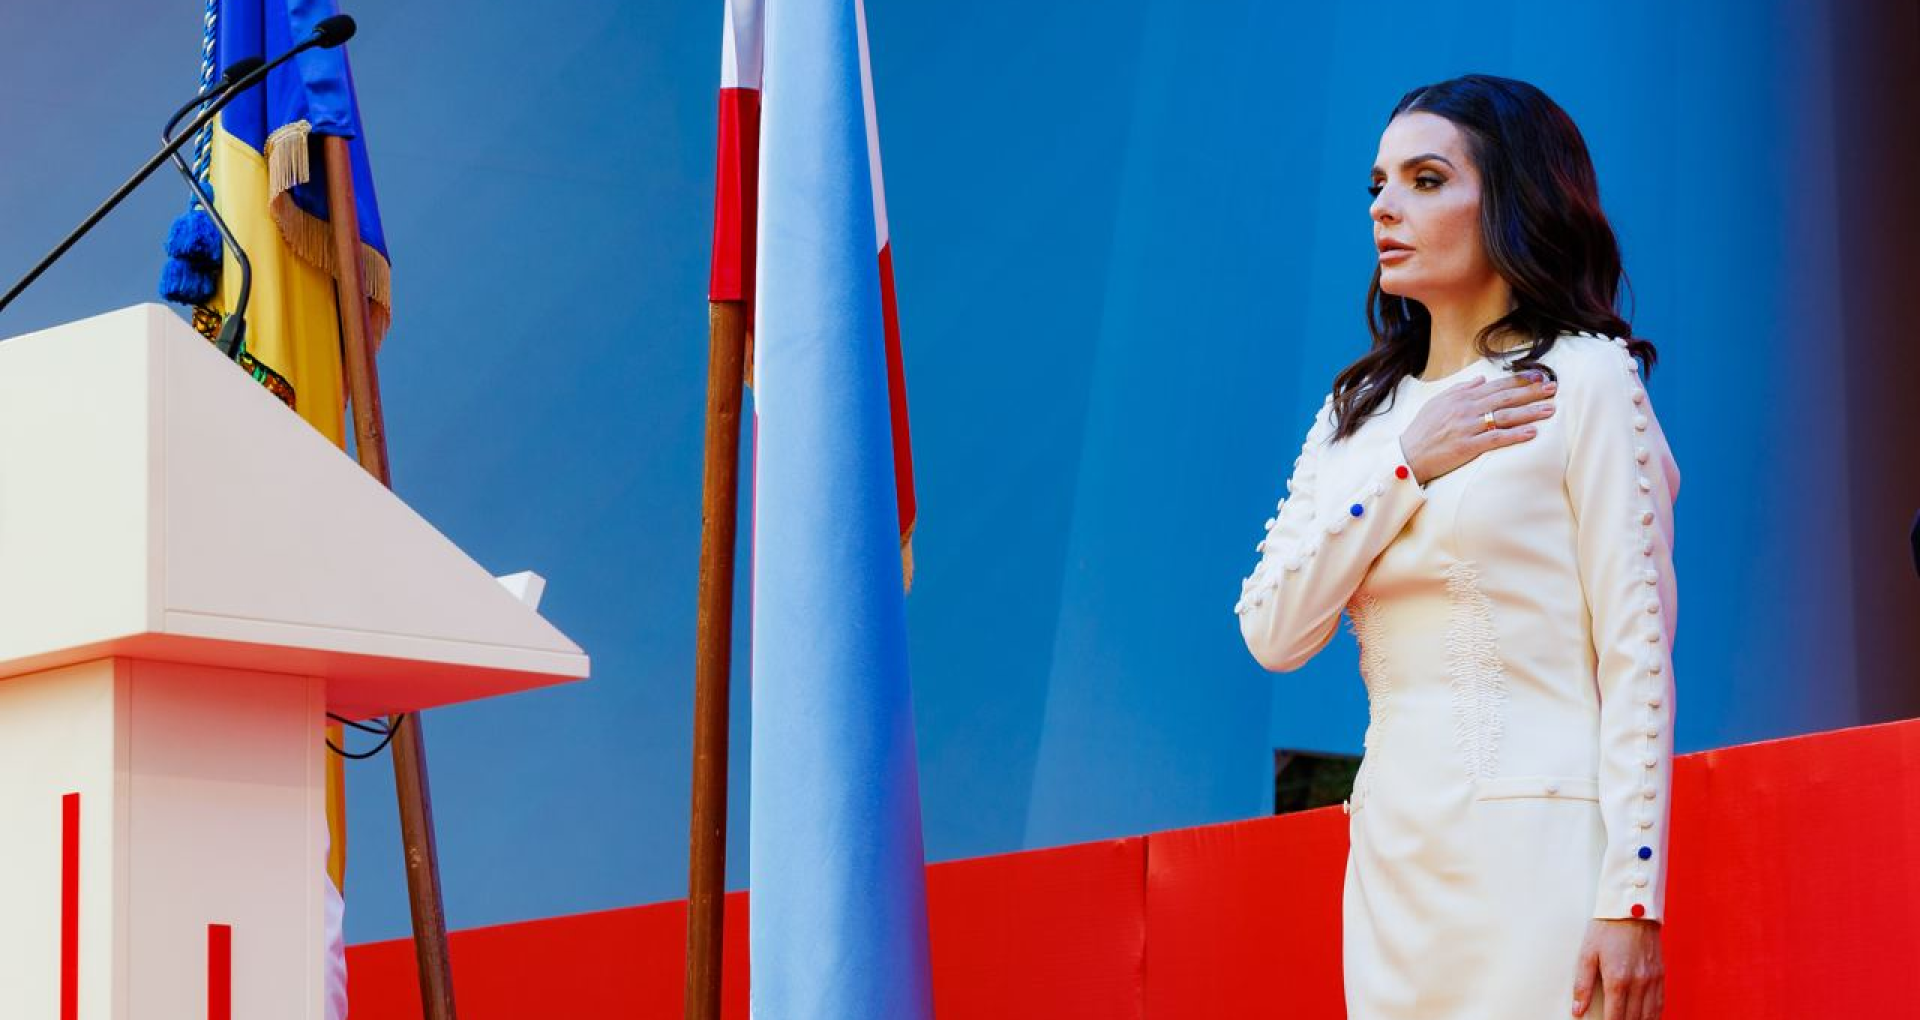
[746,0,935,1015]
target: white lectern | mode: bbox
[0,305,589,1018]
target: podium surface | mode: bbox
[0,306,589,1018]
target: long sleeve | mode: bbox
[1564,335,1682,922]
[1236,394,1429,671]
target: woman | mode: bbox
[1234,75,1676,1020]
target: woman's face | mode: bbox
[1369,111,1498,303]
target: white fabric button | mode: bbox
[1645,628,1661,643]
[1648,659,1663,675]
[1646,693,1662,708]
[1644,722,1660,737]
[1285,558,1302,572]
[1631,389,1645,405]
[1635,446,1649,463]
[1641,537,1655,556]
[1639,510,1655,526]
[1637,475,1652,492]
[1328,518,1346,535]
[1645,599,1660,615]
[1633,415,1649,431]
[1642,568,1658,585]
[1545,782,1560,795]
[1265,517,1277,530]
[1637,817,1654,830]
[1370,481,1385,497]
[1256,540,1267,553]
[1642,754,1658,769]
[1641,785,1658,800]
[1632,871,1649,888]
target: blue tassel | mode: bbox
[164,206,222,264]
[158,256,217,305]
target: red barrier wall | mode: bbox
[345,896,751,1020]
[349,717,1920,1017]
[1144,795,1351,1017]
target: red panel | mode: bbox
[347,893,749,1020]
[207,924,232,1020]
[1144,806,1350,1018]
[1660,718,1920,1016]
[927,837,1144,1020]
[61,792,78,1020]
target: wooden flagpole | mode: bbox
[322,134,459,1020]
[686,297,748,1020]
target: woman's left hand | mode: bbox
[1571,917,1664,1019]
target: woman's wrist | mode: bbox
[1397,434,1426,486]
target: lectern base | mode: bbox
[0,657,326,1018]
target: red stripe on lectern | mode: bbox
[208,924,232,1020]
[60,792,78,1020]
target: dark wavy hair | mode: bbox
[1329,73,1657,441]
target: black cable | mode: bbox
[328,711,391,736]
[327,712,405,760]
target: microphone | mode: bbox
[313,14,357,48]
[0,13,360,318]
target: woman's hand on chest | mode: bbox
[1398,370,1558,485]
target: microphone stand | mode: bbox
[162,87,254,360]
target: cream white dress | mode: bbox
[1235,331,1679,1020]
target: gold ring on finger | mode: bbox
[1482,410,1497,431]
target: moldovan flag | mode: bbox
[744,0,934,1016]
[713,0,917,588]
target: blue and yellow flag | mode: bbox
[161,0,392,446]
[158,3,390,1013]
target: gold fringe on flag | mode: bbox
[264,120,394,346]
[265,120,311,194]
[901,521,915,594]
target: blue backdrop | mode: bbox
[1,0,1914,943]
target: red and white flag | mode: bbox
[709,0,762,309]
[711,0,918,587]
